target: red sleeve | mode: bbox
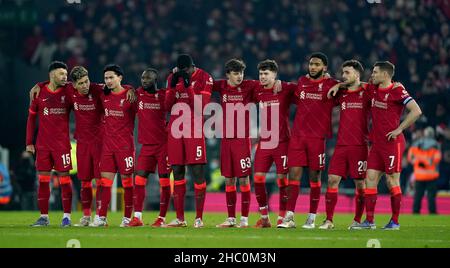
[244,80,259,103]
[166,73,174,90]
[26,99,38,145]
[362,83,373,105]
[90,83,104,93]
[212,80,225,92]
[37,81,48,88]
[394,83,413,105]
[164,88,177,112]
[282,82,297,104]
[65,84,74,108]
[186,72,213,114]
[328,79,340,106]
[198,72,213,110]
[246,80,259,103]
[159,89,167,112]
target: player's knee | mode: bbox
[172,165,185,179]
[328,175,340,188]
[101,172,115,180]
[239,176,250,185]
[158,173,169,179]
[191,164,204,179]
[353,178,365,189]
[136,170,150,177]
[289,167,302,180]
[309,170,321,181]
[225,178,237,186]
[194,178,205,185]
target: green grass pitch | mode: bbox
[0,211,449,248]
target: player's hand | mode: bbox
[26,144,35,155]
[327,83,342,99]
[273,80,282,94]
[29,84,40,100]
[170,71,180,88]
[126,88,137,103]
[393,82,404,88]
[324,72,331,79]
[386,128,402,141]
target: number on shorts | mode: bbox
[318,153,325,166]
[124,157,134,169]
[389,155,395,168]
[196,146,202,158]
[61,154,71,166]
[358,161,368,172]
[281,155,287,168]
[240,157,251,169]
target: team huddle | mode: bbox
[25,52,422,230]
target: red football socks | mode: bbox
[309,181,321,214]
[325,188,338,221]
[225,185,237,218]
[173,179,186,221]
[37,175,51,215]
[80,180,93,216]
[194,181,207,219]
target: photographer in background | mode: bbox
[408,127,442,214]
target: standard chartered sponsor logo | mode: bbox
[170,96,280,149]
[43,107,66,115]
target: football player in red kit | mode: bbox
[252,60,296,228]
[94,64,137,227]
[29,66,136,227]
[279,53,339,229]
[164,54,213,228]
[129,68,172,227]
[27,61,73,227]
[356,62,422,230]
[318,60,371,230]
[213,59,256,228]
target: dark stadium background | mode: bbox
[0,0,449,210]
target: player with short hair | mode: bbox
[27,61,73,227]
[278,52,339,229]
[355,61,422,230]
[128,68,172,227]
[93,64,137,227]
[164,54,213,228]
[65,66,104,226]
[30,66,136,226]
[318,60,370,230]
[253,59,296,228]
[213,59,256,228]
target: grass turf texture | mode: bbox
[0,211,449,248]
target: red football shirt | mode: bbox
[67,83,104,144]
[136,87,167,145]
[212,79,258,138]
[165,68,213,138]
[369,83,413,145]
[26,83,71,151]
[101,87,137,152]
[335,85,371,146]
[254,82,296,143]
[292,76,339,138]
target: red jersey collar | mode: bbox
[377,83,394,91]
[44,82,64,94]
